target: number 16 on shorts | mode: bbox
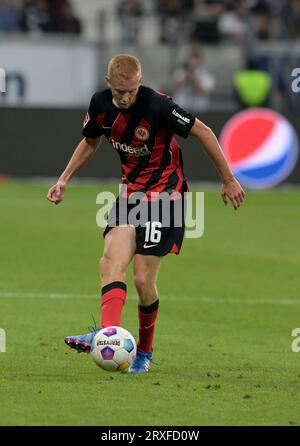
[145,221,162,244]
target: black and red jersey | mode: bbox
[82,86,196,198]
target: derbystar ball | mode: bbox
[91,326,137,372]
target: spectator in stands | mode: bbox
[156,0,193,44]
[253,13,271,39]
[0,0,19,32]
[117,0,143,45]
[191,0,225,43]
[171,52,216,112]
[19,0,51,33]
[20,0,81,34]
[248,0,272,40]
[281,0,300,38]
[193,0,225,17]
[217,0,250,42]
[48,0,81,34]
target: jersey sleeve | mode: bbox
[159,95,196,138]
[82,93,103,138]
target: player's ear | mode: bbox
[105,76,111,87]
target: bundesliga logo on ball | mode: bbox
[91,326,137,372]
[220,108,299,189]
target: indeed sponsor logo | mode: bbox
[109,137,150,157]
[172,109,190,124]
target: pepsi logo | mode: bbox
[220,108,299,189]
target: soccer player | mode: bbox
[47,54,245,373]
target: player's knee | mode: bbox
[100,255,113,277]
[134,274,154,295]
[99,254,126,278]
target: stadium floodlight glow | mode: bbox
[0,68,6,93]
[291,68,300,93]
[0,328,6,352]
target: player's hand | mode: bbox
[47,180,67,205]
[221,178,245,210]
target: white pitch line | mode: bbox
[0,291,299,305]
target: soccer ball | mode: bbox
[91,326,137,372]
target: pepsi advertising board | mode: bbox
[220,108,299,189]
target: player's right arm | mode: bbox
[48,92,103,205]
[47,136,101,205]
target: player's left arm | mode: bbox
[190,118,245,210]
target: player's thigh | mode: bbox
[133,254,162,286]
[101,226,136,270]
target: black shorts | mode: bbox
[103,195,186,256]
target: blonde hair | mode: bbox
[107,54,142,80]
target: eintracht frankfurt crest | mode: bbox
[134,126,149,141]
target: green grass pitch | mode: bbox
[0,180,300,426]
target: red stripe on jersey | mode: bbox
[95,112,106,128]
[111,112,131,141]
[171,137,185,193]
[174,165,184,194]
[155,90,171,99]
[154,165,178,195]
[111,113,133,187]
[120,118,153,185]
[148,128,168,166]
[123,128,168,196]
[170,136,180,161]
[147,136,183,196]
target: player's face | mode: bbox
[106,74,141,109]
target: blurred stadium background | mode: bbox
[0,0,299,183]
